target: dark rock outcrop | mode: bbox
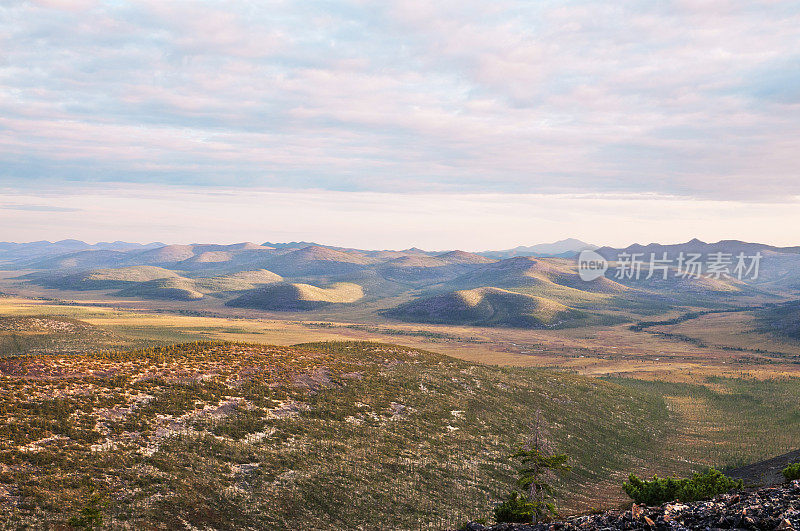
[461,480,800,530]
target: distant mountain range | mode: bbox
[2,238,799,329]
[0,238,597,265]
[0,240,164,264]
[596,238,800,258]
[481,238,597,259]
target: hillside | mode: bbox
[191,269,284,293]
[435,250,498,265]
[757,301,800,339]
[596,239,800,296]
[0,240,163,265]
[27,267,284,301]
[385,287,586,328]
[35,265,181,291]
[20,249,129,270]
[226,281,364,310]
[0,341,676,528]
[726,448,800,487]
[263,245,378,276]
[377,254,486,285]
[443,257,626,294]
[116,277,205,300]
[173,243,276,271]
[0,315,122,355]
[126,244,197,264]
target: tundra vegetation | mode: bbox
[622,469,743,506]
[0,340,684,528]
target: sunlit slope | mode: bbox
[0,341,673,528]
[442,257,627,299]
[33,265,181,290]
[384,286,587,328]
[226,281,364,310]
[30,266,284,301]
[116,277,206,300]
[263,245,378,276]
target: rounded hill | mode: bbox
[116,277,205,300]
[384,286,586,328]
[226,281,364,310]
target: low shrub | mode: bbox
[623,468,742,506]
[783,462,800,481]
[494,491,537,523]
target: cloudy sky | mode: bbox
[1,0,799,249]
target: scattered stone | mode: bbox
[290,367,338,391]
[457,481,800,530]
[631,504,643,519]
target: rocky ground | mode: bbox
[461,480,800,530]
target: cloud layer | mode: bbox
[2,0,799,201]
[3,185,800,249]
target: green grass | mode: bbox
[605,376,800,469]
[0,340,675,528]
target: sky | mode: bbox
[1,0,799,249]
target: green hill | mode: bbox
[116,277,205,300]
[85,265,181,283]
[224,269,283,284]
[435,250,497,264]
[376,253,495,286]
[126,244,197,264]
[32,265,181,291]
[384,286,587,328]
[21,249,128,270]
[193,269,283,292]
[444,256,627,295]
[226,282,364,310]
[32,267,284,301]
[757,301,800,339]
[264,246,378,277]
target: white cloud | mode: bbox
[2,185,799,249]
[1,1,799,201]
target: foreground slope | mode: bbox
[0,341,673,529]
